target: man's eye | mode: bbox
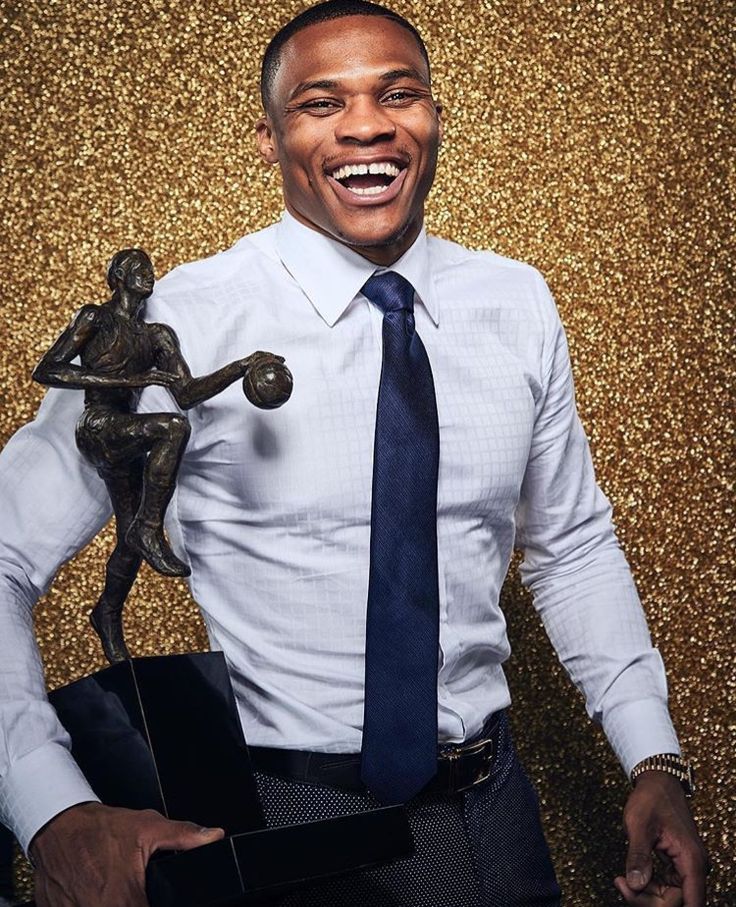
[301,99,338,110]
[383,90,416,103]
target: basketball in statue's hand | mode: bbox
[243,353,293,409]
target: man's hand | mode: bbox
[614,772,708,906]
[30,801,224,907]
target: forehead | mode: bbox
[274,15,428,95]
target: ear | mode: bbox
[255,116,279,164]
[435,101,444,146]
[114,266,126,281]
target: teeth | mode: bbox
[345,184,392,196]
[330,161,402,181]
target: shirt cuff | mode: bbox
[0,741,100,855]
[602,698,682,777]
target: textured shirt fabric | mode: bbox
[0,211,680,853]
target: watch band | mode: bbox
[630,753,695,797]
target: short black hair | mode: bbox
[260,0,430,113]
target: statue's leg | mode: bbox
[90,460,145,663]
[124,413,192,577]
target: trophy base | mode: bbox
[146,806,413,906]
[44,652,413,906]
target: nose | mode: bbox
[335,96,396,144]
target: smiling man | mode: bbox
[255,9,440,263]
[0,2,708,906]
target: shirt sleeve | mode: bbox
[0,386,111,853]
[514,272,681,776]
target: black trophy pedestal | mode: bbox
[44,653,413,906]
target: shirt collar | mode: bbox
[275,210,439,328]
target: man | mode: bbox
[0,2,707,906]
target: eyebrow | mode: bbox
[287,67,429,102]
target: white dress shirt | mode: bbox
[0,211,680,852]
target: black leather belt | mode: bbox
[248,712,502,798]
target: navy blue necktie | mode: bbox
[360,270,440,804]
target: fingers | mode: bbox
[656,824,709,907]
[144,815,225,854]
[614,874,684,906]
[155,371,179,385]
[246,350,282,365]
[626,846,655,892]
[615,842,708,907]
[677,849,708,907]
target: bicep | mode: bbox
[515,301,616,585]
[151,323,192,381]
[38,306,100,367]
[0,388,112,598]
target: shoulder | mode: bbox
[427,234,557,320]
[146,320,179,346]
[69,303,103,330]
[155,223,278,295]
[76,303,102,320]
[144,223,280,325]
[428,233,542,281]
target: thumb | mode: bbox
[150,818,225,853]
[625,835,654,891]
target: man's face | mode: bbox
[117,253,155,299]
[256,16,442,264]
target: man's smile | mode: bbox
[324,155,409,204]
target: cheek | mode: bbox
[279,136,325,190]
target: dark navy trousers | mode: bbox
[254,712,562,906]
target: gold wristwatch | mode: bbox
[630,753,695,797]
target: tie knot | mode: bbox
[361,271,416,315]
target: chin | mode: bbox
[333,210,414,250]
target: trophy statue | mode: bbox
[32,247,292,664]
[28,251,412,907]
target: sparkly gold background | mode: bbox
[0,0,733,902]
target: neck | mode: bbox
[285,205,423,266]
[112,288,144,319]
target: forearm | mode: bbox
[0,576,100,854]
[32,362,149,390]
[173,360,243,409]
[522,525,680,774]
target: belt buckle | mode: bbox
[441,735,494,793]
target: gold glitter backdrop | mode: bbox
[0,0,733,902]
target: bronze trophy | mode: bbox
[29,251,412,907]
[33,247,292,664]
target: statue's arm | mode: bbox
[32,307,175,391]
[151,322,256,409]
[31,305,101,387]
